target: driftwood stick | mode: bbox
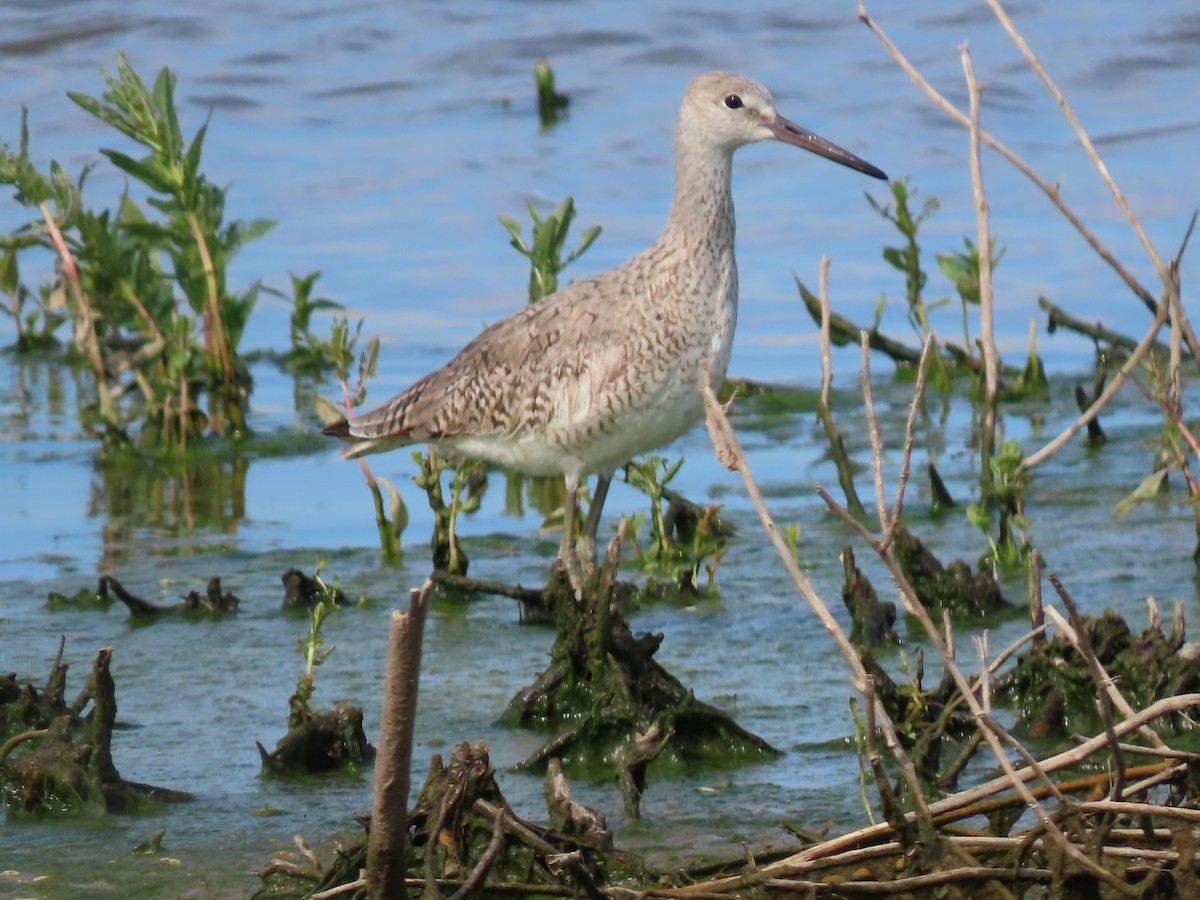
[1038,296,1148,352]
[428,569,545,605]
[448,810,506,900]
[366,581,433,900]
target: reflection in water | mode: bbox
[89,452,249,565]
[503,471,567,521]
[2,354,70,429]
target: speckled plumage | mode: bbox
[326,71,885,560]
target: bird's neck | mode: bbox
[661,141,736,253]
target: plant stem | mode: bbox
[184,208,237,434]
[39,202,115,424]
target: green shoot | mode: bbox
[290,597,336,728]
[264,270,344,372]
[534,58,570,128]
[937,236,1005,362]
[498,197,601,303]
[966,438,1032,573]
[866,177,941,340]
[625,454,727,592]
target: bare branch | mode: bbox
[1021,294,1170,470]
[860,333,888,535]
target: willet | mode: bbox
[324,71,886,581]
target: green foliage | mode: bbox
[0,245,65,351]
[966,438,1032,572]
[866,177,941,339]
[264,270,345,372]
[316,316,406,564]
[329,316,378,402]
[0,109,84,351]
[1001,317,1048,401]
[625,454,727,593]
[0,107,90,217]
[499,196,601,303]
[626,455,683,563]
[936,237,1004,308]
[411,449,486,574]
[534,57,570,128]
[1111,469,1168,520]
[937,236,1005,359]
[781,521,816,571]
[0,53,276,447]
[290,591,337,728]
[371,475,408,565]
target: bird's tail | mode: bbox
[322,418,410,460]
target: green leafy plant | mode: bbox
[317,316,406,564]
[491,192,603,562]
[0,242,66,351]
[626,455,683,564]
[411,449,486,574]
[625,454,727,592]
[867,177,941,339]
[290,597,336,728]
[937,236,1005,362]
[0,54,275,446]
[966,438,1032,572]
[1002,317,1049,401]
[264,270,344,372]
[499,196,601,303]
[69,53,274,435]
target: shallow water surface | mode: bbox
[1,2,1199,897]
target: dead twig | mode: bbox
[960,43,1001,497]
[814,337,1137,894]
[1021,291,1170,470]
[699,364,936,837]
[1048,574,1127,800]
[815,256,868,518]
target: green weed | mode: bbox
[499,196,601,303]
[0,53,275,446]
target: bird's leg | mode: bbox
[560,474,584,595]
[576,473,612,569]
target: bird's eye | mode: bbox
[724,94,743,110]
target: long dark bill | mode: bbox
[772,115,887,180]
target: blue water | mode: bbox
[1,2,1199,896]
